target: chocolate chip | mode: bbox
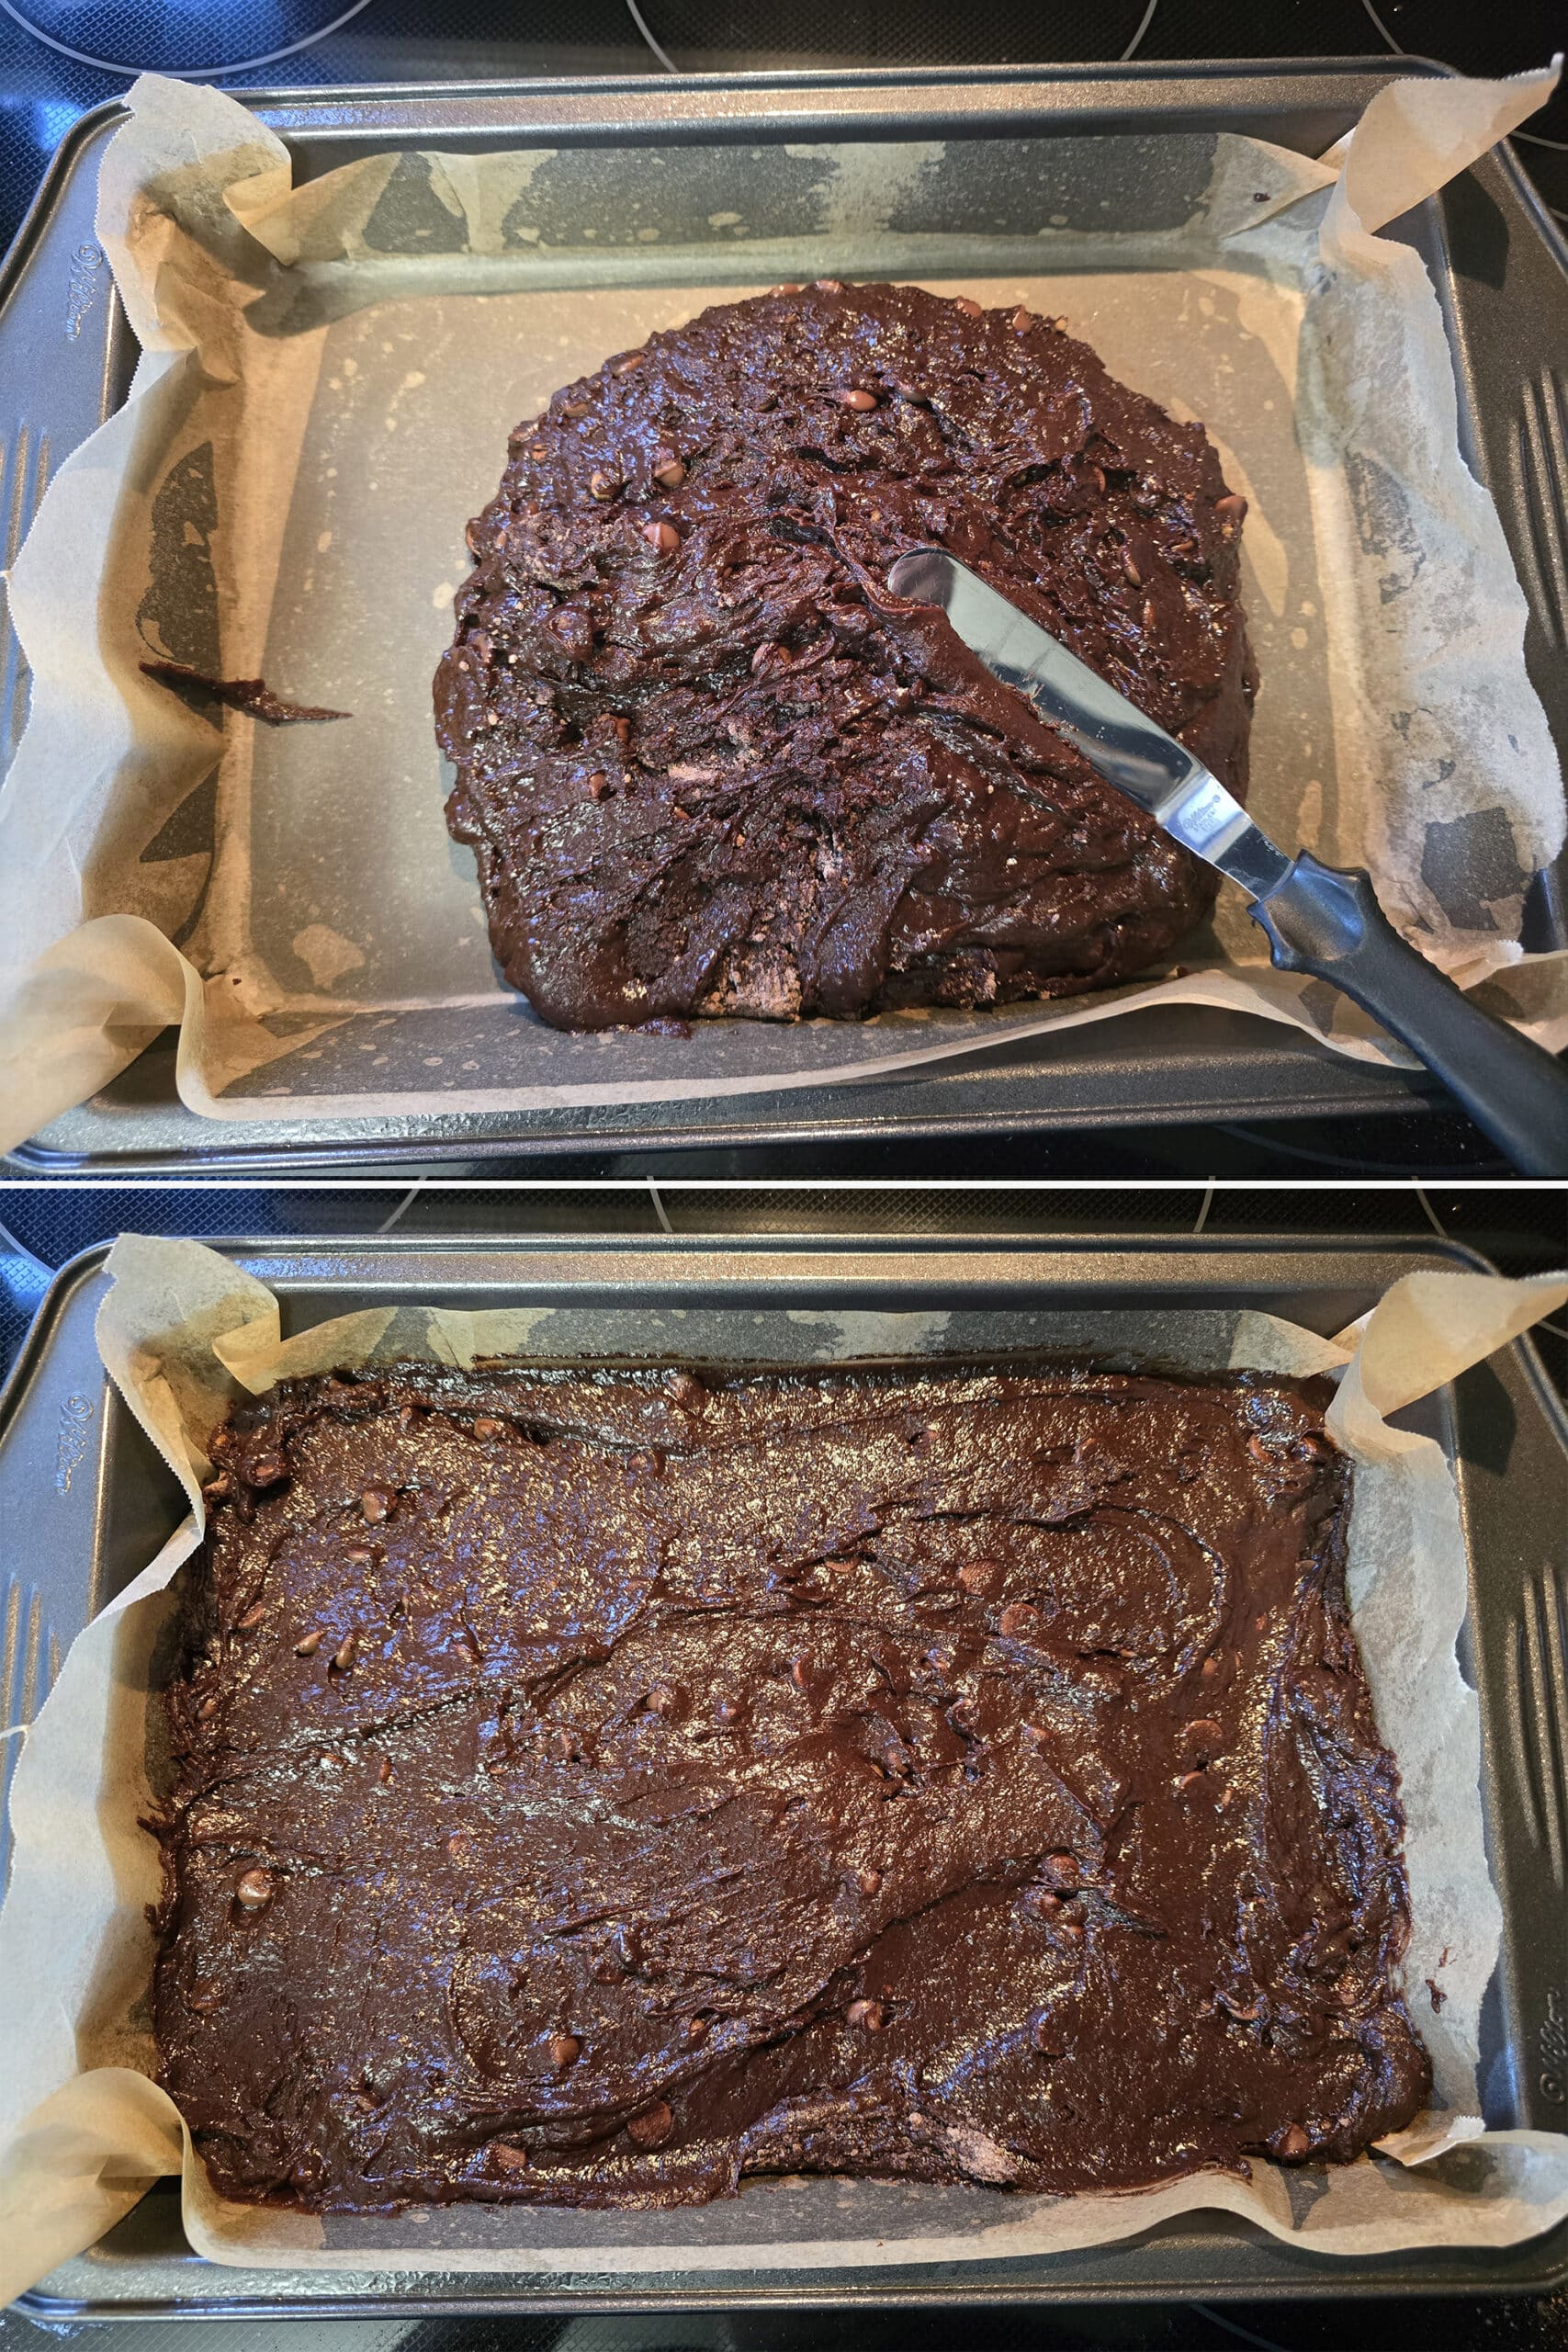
[1042,1852,1079,1891]
[330,1632,358,1673]
[958,1559,998,1593]
[814,278,845,293]
[552,607,594,654]
[491,2141,531,2170]
[1012,306,1033,331]
[360,1487,392,1522]
[1201,1656,1223,1679]
[1276,2122,1312,2160]
[548,2033,582,2068]
[627,2100,673,2148]
[651,452,687,489]
[235,1867,274,1911]
[789,1656,813,1691]
[685,2014,710,2042]
[846,1997,887,2030]
[837,388,877,412]
[771,282,802,295]
[589,471,620,501]
[294,1629,324,1657]
[1029,1887,1062,1915]
[1215,492,1247,519]
[892,379,928,402]
[856,1866,883,1895]
[344,1544,377,1566]
[643,520,681,554]
[235,1601,265,1631]
[715,1697,742,1724]
[446,1830,469,1860]
[645,1683,680,1715]
[613,351,647,375]
[378,1756,393,1784]
[953,295,984,318]
[998,1601,1041,1638]
[587,772,608,799]
[473,1418,504,1439]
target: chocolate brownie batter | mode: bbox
[140,662,349,725]
[434,281,1255,1029]
[154,1361,1427,2212]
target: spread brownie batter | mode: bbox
[434,280,1255,1029]
[154,1360,1427,2213]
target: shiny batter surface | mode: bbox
[433,281,1255,1029]
[155,1362,1427,2212]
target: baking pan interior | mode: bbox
[144,131,1357,1114]
[5,1235,1565,2311]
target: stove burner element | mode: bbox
[621,0,1162,73]
[0,0,377,79]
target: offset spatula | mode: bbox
[886,548,1568,1178]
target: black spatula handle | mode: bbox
[1249,853,1568,1176]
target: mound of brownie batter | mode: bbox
[434,280,1255,1029]
[154,1361,1427,2213]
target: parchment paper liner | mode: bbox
[1,1240,1566,2298]
[0,63,1563,1151]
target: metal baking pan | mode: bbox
[2,57,1566,1178]
[4,1229,1565,2316]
